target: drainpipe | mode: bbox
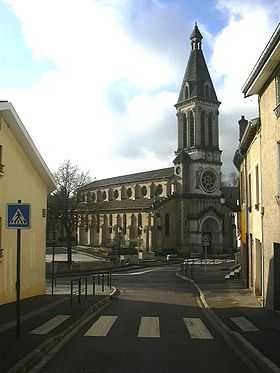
[259,124,265,307]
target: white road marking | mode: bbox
[138,317,160,338]
[112,268,165,276]
[31,315,70,335]
[184,318,213,339]
[230,317,259,332]
[84,316,118,337]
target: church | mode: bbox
[76,24,237,256]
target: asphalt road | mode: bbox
[41,265,252,373]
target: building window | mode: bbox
[255,165,260,210]
[123,214,127,234]
[276,75,280,105]
[240,170,244,205]
[189,111,195,147]
[183,113,187,148]
[127,187,133,198]
[205,84,210,98]
[109,214,113,227]
[248,174,252,211]
[201,111,205,146]
[141,186,147,197]
[165,214,170,236]
[155,184,163,196]
[208,112,213,146]
[0,145,3,174]
[97,215,100,233]
[185,85,189,99]
[275,75,280,118]
[138,213,142,227]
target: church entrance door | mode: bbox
[201,218,220,254]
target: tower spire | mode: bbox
[190,23,203,50]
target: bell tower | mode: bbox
[174,23,222,197]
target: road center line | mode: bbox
[84,316,118,337]
[184,318,213,339]
[138,317,160,338]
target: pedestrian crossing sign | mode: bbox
[7,203,31,229]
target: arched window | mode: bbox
[123,214,127,234]
[138,213,142,227]
[165,214,170,236]
[201,111,205,146]
[117,214,122,227]
[185,85,189,99]
[205,84,210,98]
[183,113,187,148]
[189,111,195,147]
[208,112,213,146]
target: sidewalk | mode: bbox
[179,262,280,372]
[0,286,115,373]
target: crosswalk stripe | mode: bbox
[31,315,70,335]
[183,318,213,339]
[138,317,160,338]
[230,317,259,332]
[84,316,118,337]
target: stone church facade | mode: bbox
[77,25,237,255]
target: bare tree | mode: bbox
[47,160,91,263]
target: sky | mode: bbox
[0,0,279,181]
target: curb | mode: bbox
[176,272,280,373]
[6,287,119,373]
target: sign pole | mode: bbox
[7,200,30,338]
[16,200,21,338]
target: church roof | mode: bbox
[177,25,218,104]
[80,167,174,191]
[190,23,203,41]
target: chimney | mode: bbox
[238,115,248,142]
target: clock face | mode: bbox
[200,169,218,193]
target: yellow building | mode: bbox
[234,117,263,300]
[235,23,280,308]
[0,101,56,305]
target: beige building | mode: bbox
[234,23,280,308]
[0,101,56,305]
[77,25,237,256]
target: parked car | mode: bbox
[166,254,178,261]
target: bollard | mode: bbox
[78,278,81,304]
[92,276,95,296]
[70,280,73,307]
[102,274,104,292]
[85,276,88,298]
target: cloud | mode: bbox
[2,0,279,181]
[3,0,189,179]
[210,0,279,173]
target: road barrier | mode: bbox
[67,271,112,307]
